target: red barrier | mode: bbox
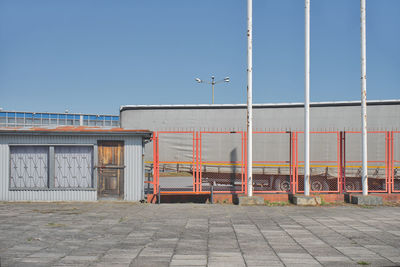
[344,131,388,193]
[392,131,400,193]
[199,131,245,193]
[295,131,340,193]
[252,132,292,193]
[151,130,397,196]
[155,131,197,194]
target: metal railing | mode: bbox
[0,111,119,128]
[150,130,399,195]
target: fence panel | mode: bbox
[199,132,245,193]
[156,131,196,193]
[144,136,155,195]
[151,130,395,196]
[252,132,292,193]
[393,131,400,193]
[344,131,387,192]
[296,132,340,193]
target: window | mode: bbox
[55,146,93,188]
[10,146,49,188]
[9,145,94,190]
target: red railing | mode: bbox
[199,131,245,194]
[295,131,341,193]
[151,130,399,195]
[392,131,400,193]
[252,131,292,193]
[344,131,388,193]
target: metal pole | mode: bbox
[361,0,368,196]
[247,0,253,197]
[304,0,311,196]
[212,76,215,104]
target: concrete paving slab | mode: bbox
[1,203,400,266]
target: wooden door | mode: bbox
[98,141,124,199]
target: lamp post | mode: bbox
[195,76,230,104]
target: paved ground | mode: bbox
[1,203,400,267]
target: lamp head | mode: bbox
[195,78,202,83]
[224,77,230,82]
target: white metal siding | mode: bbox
[0,134,144,201]
[124,137,144,201]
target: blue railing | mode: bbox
[0,111,120,127]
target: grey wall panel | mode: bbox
[121,103,400,132]
[124,136,144,201]
[0,135,144,201]
[121,102,399,178]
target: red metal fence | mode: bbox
[151,131,399,195]
[393,131,400,193]
[252,132,292,193]
[344,131,388,193]
[296,132,341,193]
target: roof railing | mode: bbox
[0,111,120,128]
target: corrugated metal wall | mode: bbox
[120,102,400,132]
[0,134,144,201]
[124,137,144,201]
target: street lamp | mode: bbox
[195,76,230,104]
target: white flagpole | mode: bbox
[247,0,253,197]
[304,0,311,196]
[361,0,368,196]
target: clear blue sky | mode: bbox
[0,0,399,114]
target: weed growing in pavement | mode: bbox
[359,205,374,209]
[264,200,290,206]
[47,222,66,227]
[357,260,370,265]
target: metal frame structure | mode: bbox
[295,131,341,194]
[344,131,388,193]
[390,131,399,193]
[199,131,246,194]
[150,130,399,196]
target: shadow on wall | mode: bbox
[230,148,237,186]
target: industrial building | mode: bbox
[0,100,398,202]
[120,100,400,198]
[0,112,151,201]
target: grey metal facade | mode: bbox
[0,134,146,201]
[120,100,400,131]
[120,100,399,180]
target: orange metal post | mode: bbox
[199,132,202,192]
[390,131,393,193]
[152,134,156,195]
[295,132,299,193]
[386,132,389,194]
[290,132,293,194]
[392,132,395,193]
[156,133,160,194]
[192,132,199,192]
[337,132,341,194]
[241,132,245,193]
[244,131,248,195]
